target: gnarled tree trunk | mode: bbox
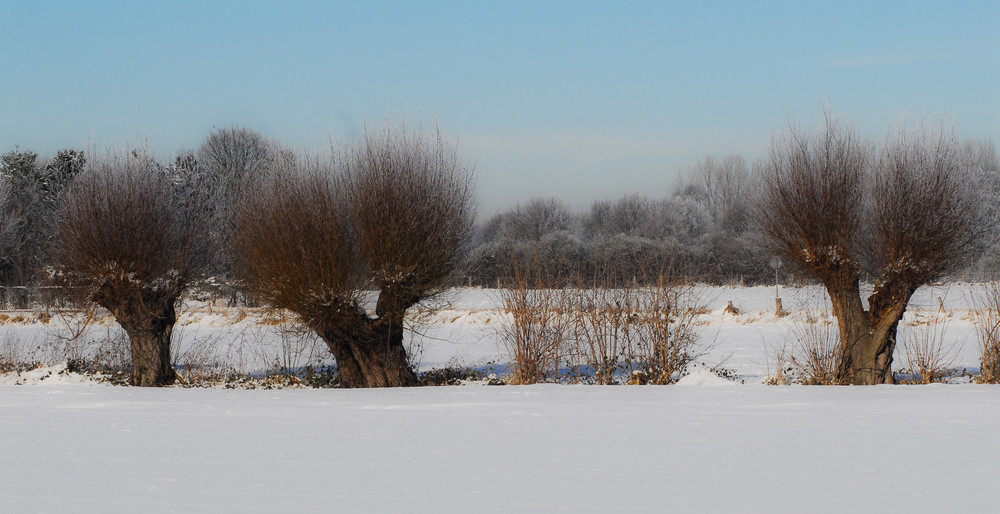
[109,301,178,387]
[315,288,421,388]
[317,316,416,388]
[825,272,915,385]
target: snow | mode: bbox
[0,362,102,386]
[3,385,999,512]
[407,283,986,383]
[2,284,999,511]
[675,364,735,385]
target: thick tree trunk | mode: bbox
[825,275,868,384]
[113,301,178,387]
[824,272,913,385]
[308,286,422,388]
[865,277,916,385]
[317,317,417,388]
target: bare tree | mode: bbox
[197,127,274,190]
[679,154,751,225]
[195,127,284,288]
[756,115,982,384]
[503,197,577,242]
[232,119,476,387]
[585,193,655,238]
[0,178,20,265]
[962,139,1000,276]
[50,150,210,386]
[0,148,84,306]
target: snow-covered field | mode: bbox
[4,383,1000,512]
[0,284,986,383]
[414,283,986,382]
[2,284,999,512]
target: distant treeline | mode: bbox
[467,155,770,287]
[2,129,998,309]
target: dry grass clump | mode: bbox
[897,313,959,384]
[769,313,840,385]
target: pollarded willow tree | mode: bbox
[50,150,210,386]
[232,120,476,387]
[756,115,984,384]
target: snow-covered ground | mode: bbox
[0,284,985,383]
[3,383,999,512]
[2,284,998,511]
[407,283,985,383]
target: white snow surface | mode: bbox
[3,385,1000,512]
[3,284,1000,511]
[0,283,986,382]
[675,364,735,385]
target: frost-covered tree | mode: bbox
[195,127,288,295]
[197,127,274,188]
[962,139,1000,276]
[42,149,85,202]
[0,178,20,269]
[584,193,655,239]
[172,149,198,175]
[0,148,82,301]
[667,154,764,283]
[580,194,664,282]
[679,154,751,226]
[502,197,578,242]
[0,149,42,289]
[468,197,586,286]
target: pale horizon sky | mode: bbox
[2,0,998,217]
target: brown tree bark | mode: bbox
[822,270,916,385]
[317,317,417,388]
[111,301,178,387]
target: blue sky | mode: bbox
[2,1,997,216]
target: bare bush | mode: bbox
[88,326,132,375]
[0,331,37,373]
[625,277,702,384]
[570,271,702,385]
[50,149,210,386]
[571,286,632,384]
[971,281,1000,383]
[172,331,230,385]
[232,118,476,387]
[496,271,570,384]
[773,314,841,385]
